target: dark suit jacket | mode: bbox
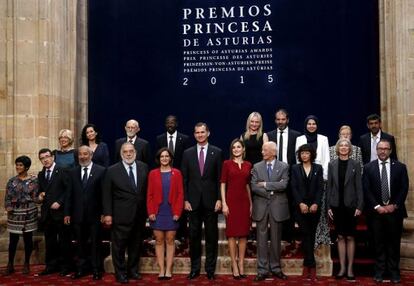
[290,163,324,207]
[114,137,152,166]
[266,128,301,165]
[362,159,408,217]
[64,164,106,224]
[181,144,222,210]
[327,159,363,210]
[102,161,148,225]
[155,132,190,169]
[359,131,398,165]
[38,165,69,223]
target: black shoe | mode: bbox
[335,272,345,280]
[3,264,14,276]
[92,271,102,280]
[39,268,57,276]
[158,275,165,280]
[272,271,288,280]
[128,272,142,280]
[187,271,200,280]
[207,272,215,280]
[22,263,30,275]
[233,274,241,280]
[346,275,356,282]
[239,274,248,279]
[391,276,401,284]
[116,274,129,284]
[373,274,383,283]
[254,274,267,281]
[71,271,86,279]
[59,269,71,276]
[164,275,172,280]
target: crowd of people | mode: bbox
[3,111,408,284]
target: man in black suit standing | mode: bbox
[37,148,71,276]
[64,145,106,280]
[103,142,148,284]
[362,139,408,283]
[114,119,152,165]
[359,114,398,165]
[266,109,300,244]
[181,122,222,280]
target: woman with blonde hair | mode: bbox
[241,112,268,165]
[54,129,77,169]
[329,125,363,169]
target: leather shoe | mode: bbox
[391,276,401,284]
[116,274,129,284]
[272,271,288,280]
[335,273,345,280]
[187,271,200,280]
[346,275,356,282]
[59,269,71,276]
[207,272,215,280]
[39,268,57,276]
[71,271,86,279]
[373,274,383,283]
[254,274,267,281]
[128,272,142,280]
[92,271,102,280]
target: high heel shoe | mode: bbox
[231,265,240,280]
[4,264,14,276]
[22,263,30,275]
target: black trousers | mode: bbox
[73,222,101,272]
[297,211,320,267]
[8,232,33,264]
[44,218,72,270]
[111,216,146,276]
[370,212,403,277]
[188,205,218,274]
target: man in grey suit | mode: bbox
[251,141,289,281]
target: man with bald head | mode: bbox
[64,145,106,280]
[114,119,152,165]
[251,141,290,281]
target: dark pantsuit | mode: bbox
[73,222,101,272]
[297,212,319,267]
[44,219,71,270]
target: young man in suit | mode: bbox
[114,119,152,165]
[362,139,408,283]
[359,114,398,164]
[103,142,149,284]
[64,145,106,280]
[181,122,222,280]
[251,141,289,281]
[37,148,71,276]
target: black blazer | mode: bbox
[181,144,222,210]
[358,131,398,165]
[290,163,324,207]
[327,158,363,210]
[114,137,152,166]
[155,132,191,169]
[102,161,148,225]
[362,159,408,217]
[64,164,106,224]
[38,165,69,223]
[266,128,301,165]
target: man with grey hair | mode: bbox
[114,119,152,165]
[64,145,106,280]
[251,141,290,281]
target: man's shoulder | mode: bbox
[177,132,189,139]
[359,133,370,141]
[208,144,222,153]
[136,137,150,145]
[289,129,301,137]
[380,131,395,140]
[275,160,289,169]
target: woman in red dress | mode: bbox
[220,139,252,279]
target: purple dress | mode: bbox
[150,172,179,231]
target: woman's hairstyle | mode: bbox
[338,125,352,138]
[58,129,74,145]
[155,147,174,167]
[296,143,317,163]
[335,138,353,156]
[243,111,263,141]
[15,155,32,170]
[229,138,245,159]
[81,123,102,145]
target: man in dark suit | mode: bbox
[37,148,71,276]
[266,108,301,244]
[103,142,148,284]
[64,146,106,280]
[362,139,408,283]
[181,122,222,280]
[114,119,152,165]
[251,141,289,281]
[359,114,398,165]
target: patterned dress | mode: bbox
[5,175,39,234]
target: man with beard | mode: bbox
[103,142,149,283]
[64,145,106,280]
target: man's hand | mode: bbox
[376,206,388,214]
[354,209,362,216]
[50,202,60,210]
[328,209,334,220]
[309,204,318,213]
[103,215,113,227]
[299,203,309,214]
[184,201,192,211]
[38,192,45,202]
[257,182,266,188]
[64,216,71,225]
[214,200,222,212]
[384,204,396,213]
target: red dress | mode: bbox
[220,160,252,237]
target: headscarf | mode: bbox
[304,115,319,151]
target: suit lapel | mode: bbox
[331,160,339,188]
[344,161,354,186]
[118,163,135,193]
[203,146,214,176]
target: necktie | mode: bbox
[129,139,133,144]
[199,147,205,175]
[129,165,137,191]
[278,130,284,161]
[168,135,174,153]
[82,167,88,188]
[267,163,272,180]
[381,161,389,204]
[371,135,378,161]
[46,169,51,181]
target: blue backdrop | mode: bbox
[88,0,379,161]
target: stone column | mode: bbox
[379,0,414,270]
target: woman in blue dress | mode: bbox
[147,148,184,280]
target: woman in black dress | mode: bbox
[241,111,268,165]
[291,144,323,281]
[81,123,110,167]
[327,138,363,281]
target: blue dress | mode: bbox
[150,172,179,231]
